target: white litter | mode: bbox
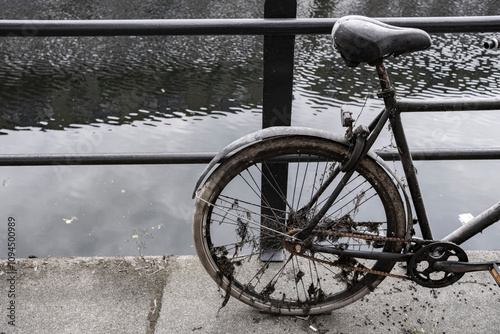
[458,213,474,225]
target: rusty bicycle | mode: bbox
[192,16,500,315]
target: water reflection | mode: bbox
[2,1,500,132]
[299,0,499,18]
[0,0,265,132]
[1,0,500,257]
[0,34,263,132]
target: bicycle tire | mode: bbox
[193,135,406,315]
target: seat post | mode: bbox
[374,59,397,109]
[375,59,392,93]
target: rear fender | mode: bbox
[192,126,413,234]
[192,126,347,198]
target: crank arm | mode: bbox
[433,260,500,273]
[311,244,412,262]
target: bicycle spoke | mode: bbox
[194,136,404,314]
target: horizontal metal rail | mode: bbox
[0,153,216,166]
[2,15,500,167]
[376,148,500,161]
[398,97,500,112]
[1,16,500,37]
[1,148,500,166]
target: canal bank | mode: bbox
[1,251,499,333]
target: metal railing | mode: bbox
[2,16,500,36]
[1,3,500,166]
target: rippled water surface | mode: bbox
[1,0,499,257]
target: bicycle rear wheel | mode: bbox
[193,136,405,315]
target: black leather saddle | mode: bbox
[332,16,432,67]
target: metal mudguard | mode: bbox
[192,125,413,236]
[192,127,347,198]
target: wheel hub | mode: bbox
[283,229,308,255]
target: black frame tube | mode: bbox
[443,202,500,245]
[374,60,433,240]
[390,111,433,240]
[311,244,412,262]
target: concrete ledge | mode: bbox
[0,256,169,334]
[1,251,499,333]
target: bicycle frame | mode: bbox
[298,59,500,250]
[191,17,500,314]
[397,95,500,245]
[391,69,500,246]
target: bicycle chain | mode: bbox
[286,231,432,280]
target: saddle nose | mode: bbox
[332,15,432,67]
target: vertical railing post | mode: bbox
[260,0,297,262]
[262,0,296,128]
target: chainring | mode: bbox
[408,242,468,288]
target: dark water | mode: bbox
[0,0,499,257]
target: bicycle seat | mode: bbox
[332,16,432,67]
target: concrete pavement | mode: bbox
[1,251,499,333]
